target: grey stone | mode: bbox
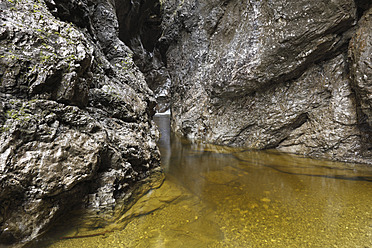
[1,0,372,245]
[349,8,372,154]
[0,0,162,245]
[159,0,371,163]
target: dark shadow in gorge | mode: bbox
[115,0,169,95]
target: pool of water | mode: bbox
[30,115,372,247]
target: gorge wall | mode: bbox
[1,0,372,246]
[0,0,162,245]
[154,0,372,164]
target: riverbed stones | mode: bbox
[0,0,161,245]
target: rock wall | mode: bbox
[0,0,162,245]
[349,7,372,153]
[159,0,372,164]
[114,0,171,112]
[0,0,371,245]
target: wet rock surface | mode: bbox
[1,0,372,246]
[159,0,372,164]
[0,0,161,245]
[349,7,372,153]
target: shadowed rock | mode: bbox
[0,0,162,245]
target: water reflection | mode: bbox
[32,114,372,248]
[154,113,171,171]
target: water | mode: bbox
[30,115,372,247]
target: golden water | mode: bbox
[30,115,372,247]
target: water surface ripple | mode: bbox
[31,115,372,248]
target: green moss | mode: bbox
[0,126,10,133]
[6,105,31,123]
[67,54,77,60]
[41,54,51,63]
[6,54,19,60]
[6,109,18,119]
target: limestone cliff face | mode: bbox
[349,7,372,153]
[1,0,372,245]
[158,0,372,164]
[0,0,162,245]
